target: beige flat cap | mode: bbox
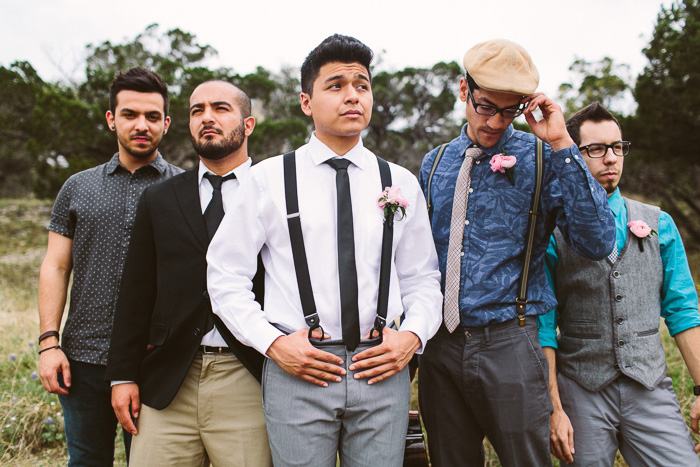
[463,39,539,95]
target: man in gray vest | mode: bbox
[539,102,700,465]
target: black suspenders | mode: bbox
[283,151,394,340]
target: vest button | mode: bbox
[618,340,625,347]
[612,271,620,278]
[615,294,623,301]
[203,291,210,300]
[617,318,624,324]
[194,328,202,337]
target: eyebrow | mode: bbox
[119,108,163,117]
[324,73,370,84]
[189,101,233,112]
[476,95,521,110]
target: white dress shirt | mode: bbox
[199,158,251,346]
[207,135,442,355]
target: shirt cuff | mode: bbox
[110,380,134,387]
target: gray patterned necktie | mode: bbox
[443,147,483,332]
[608,241,618,264]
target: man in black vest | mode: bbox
[106,80,270,465]
[539,102,700,465]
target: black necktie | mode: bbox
[325,158,360,350]
[203,172,236,241]
[203,172,235,335]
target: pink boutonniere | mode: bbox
[378,186,408,220]
[490,152,517,186]
[627,220,657,252]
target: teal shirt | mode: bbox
[538,188,700,348]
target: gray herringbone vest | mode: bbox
[554,198,666,391]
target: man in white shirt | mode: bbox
[207,34,442,466]
[106,80,271,466]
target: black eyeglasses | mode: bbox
[578,141,631,158]
[466,83,525,118]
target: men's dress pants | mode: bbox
[558,372,700,466]
[419,319,553,467]
[263,341,411,467]
[58,359,131,467]
[129,351,271,467]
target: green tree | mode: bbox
[558,57,631,117]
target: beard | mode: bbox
[191,123,245,161]
[117,132,161,159]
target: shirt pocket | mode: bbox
[473,185,532,240]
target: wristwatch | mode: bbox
[694,385,700,396]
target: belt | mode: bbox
[200,345,231,354]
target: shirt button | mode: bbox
[465,220,470,226]
[565,158,571,163]
[574,154,579,159]
[614,363,620,370]
[475,160,480,164]
[612,271,620,278]
[617,318,624,325]
[460,251,465,257]
[615,294,623,302]
[468,188,474,193]
[618,340,625,347]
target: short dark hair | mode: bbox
[566,102,622,146]
[109,66,169,115]
[300,34,373,95]
[195,79,252,118]
[466,72,480,92]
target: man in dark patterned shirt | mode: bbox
[37,66,182,465]
[418,39,616,466]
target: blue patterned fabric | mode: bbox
[419,124,615,327]
[538,188,700,348]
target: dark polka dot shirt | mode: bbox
[48,153,183,365]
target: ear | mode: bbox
[300,92,313,117]
[105,110,116,131]
[244,116,256,137]
[163,116,171,134]
[458,77,468,103]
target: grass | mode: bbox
[0,198,699,465]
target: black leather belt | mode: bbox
[200,345,231,354]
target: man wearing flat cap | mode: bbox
[418,39,616,466]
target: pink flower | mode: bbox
[490,154,517,173]
[378,186,409,219]
[627,220,655,238]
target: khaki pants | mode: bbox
[129,351,271,467]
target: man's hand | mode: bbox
[549,407,575,463]
[689,396,700,453]
[112,383,140,435]
[266,329,346,387]
[38,347,71,395]
[521,93,575,152]
[350,328,420,385]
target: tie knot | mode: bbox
[204,172,236,190]
[325,158,352,172]
[465,147,483,159]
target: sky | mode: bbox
[1,0,670,101]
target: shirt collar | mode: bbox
[106,152,168,175]
[308,132,366,169]
[607,187,623,218]
[198,157,252,185]
[459,124,515,157]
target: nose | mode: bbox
[602,147,618,165]
[344,86,359,104]
[134,115,149,131]
[486,112,508,130]
[200,106,215,124]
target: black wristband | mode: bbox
[38,345,61,355]
[38,330,59,344]
[694,385,700,396]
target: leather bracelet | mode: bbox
[38,345,61,355]
[38,330,59,344]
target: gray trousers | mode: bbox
[262,341,410,467]
[558,373,700,466]
[419,319,553,467]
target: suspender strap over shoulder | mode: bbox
[283,151,395,340]
[283,152,320,334]
[427,143,449,223]
[515,138,544,326]
[372,157,393,335]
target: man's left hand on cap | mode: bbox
[522,93,575,152]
